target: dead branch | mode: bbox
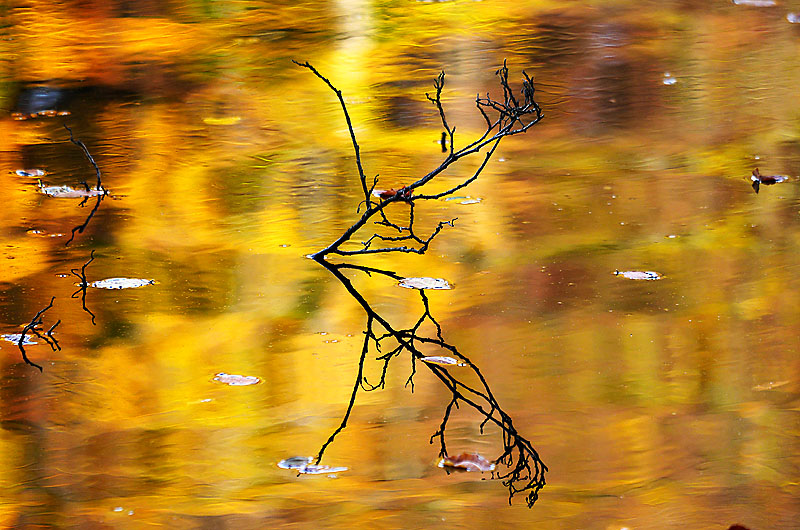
[300,62,547,507]
[295,60,542,260]
[17,297,58,372]
[313,260,547,507]
[63,125,108,246]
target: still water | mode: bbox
[1,1,799,528]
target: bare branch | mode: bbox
[17,297,58,371]
[71,249,97,324]
[301,61,548,506]
[299,61,542,260]
[63,126,108,246]
[293,60,372,207]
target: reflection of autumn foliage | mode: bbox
[302,63,547,507]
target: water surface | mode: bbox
[1,1,799,528]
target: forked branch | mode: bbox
[298,61,547,507]
[294,60,542,260]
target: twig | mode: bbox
[71,249,97,324]
[297,62,542,259]
[63,125,108,246]
[292,61,372,207]
[17,297,57,371]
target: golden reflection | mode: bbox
[1,0,799,528]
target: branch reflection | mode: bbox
[314,258,548,507]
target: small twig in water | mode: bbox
[17,297,57,372]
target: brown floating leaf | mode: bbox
[373,187,413,201]
[750,168,788,193]
[438,452,496,472]
[421,356,466,367]
[614,270,661,280]
[398,277,452,290]
[277,456,347,475]
[213,373,261,386]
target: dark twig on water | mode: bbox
[63,125,108,246]
[295,60,541,260]
[71,249,97,324]
[297,62,547,506]
[313,259,548,507]
[17,297,58,372]
[65,194,105,246]
[65,124,103,191]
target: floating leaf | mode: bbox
[444,196,482,205]
[398,277,452,290]
[2,334,37,345]
[438,452,495,472]
[614,270,662,280]
[203,116,241,126]
[277,456,312,470]
[750,168,788,193]
[421,356,466,367]
[90,278,155,289]
[16,169,45,177]
[278,456,347,475]
[89,278,156,289]
[213,373,261,386]
[297,464,348,475]
[373,187,412,200]
[732,0,775,5]
[751,380,789,391]
[39,184,105,198]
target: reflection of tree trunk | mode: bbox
[297,62,548,507]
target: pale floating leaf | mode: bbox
[213,372,261,386]
[444,196,482,205]
[277,456,313,470]
[39,185,105,198]
[398,277,452,290]
[2,334,37,345]
[16,169,45,177]
[438,452,495,472]
[751,380,790,391]
[89,278,155,289]
[421,356,466,367]
[203,116,241,126]
[278,456,347,475]
[614,270,662,280]
[732,0,776,5]
[298,464,348,475]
